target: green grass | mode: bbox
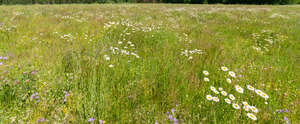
[0,4,300,124]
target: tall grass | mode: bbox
[0,4,299,123]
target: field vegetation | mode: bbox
[0,4,300,123]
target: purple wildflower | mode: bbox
[30,92,40,102]
[284,117,289,124]
[88,118,95,123]
[37,118,45,123]
[168,115,173,121]
[3,57,7,60]
[174,118,178,124]
[64,91,69,102]
[31,71,37,75]
[171,108,175,115]
[0,62,2,65]
[285,109,288,113]
[0,56,2,59]
[280,109,283,113]
[155,122,158,124]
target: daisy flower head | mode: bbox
[247,85,255,91]
[210,86,216,91]
[221,66,229,71]
[221,91,227,96]
[229,94,235,100]
[218,87,223,91]
[250,106,258,113]
[203,70,209,76]
[212,97,219,102]
[242,101,249,106]
[226,78,232,84]
[108,64,114,68]
[204,77,210,82]
[229,71,236,78]
[261,93,269,100]
[247,113,257,120]
[206,95,213,101]
[243,105,250,111]
[235,85,244,94]
[232,103,240,109]
[224,98,231,104]
[255,89,263,95]
[213,90,219,95]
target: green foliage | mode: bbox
[0,4,300,123]
[0,0,297,4]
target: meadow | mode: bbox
[0,4,300,124]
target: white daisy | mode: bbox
[226,78,232,84]
[224,98,231,104]
[247,113,257,120]
[206,95,213,101]
[203,70,209,76]
[261,93,269,100]
[255,89,264,96]
[247,85,255,91]
[221,91,227,96]
[229,94,235,100]
[229,71,236,78]
[212,97,219,102]
[243,105,250,111]
[232,103,240,109]
[213,90,219,94]
[221,66,229,71]
[210,86,216,91]
[264,102,268,104]
[235,85,244,94]
[242,101,249,106]
[108,64,114,68]
[204,77,210,82]
[250,106,258,113]
[218,87,223,91]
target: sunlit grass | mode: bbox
[0,4,299,123]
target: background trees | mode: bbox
[0,0,299,5]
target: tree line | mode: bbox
[0,0,299,4]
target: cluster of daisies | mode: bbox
[104,40,140,68]
[203,66,270,121]
[206,86,258,121]
[180,49,204,60]
[221,66,269,102]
